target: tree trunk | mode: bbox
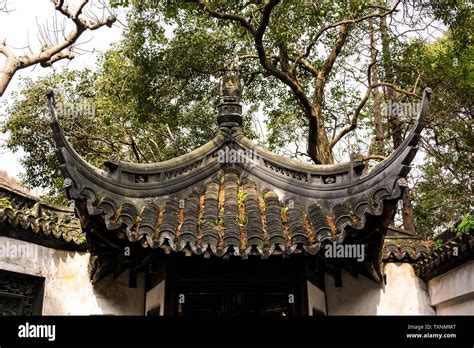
[308,90,334,165]
[370,89,384,155]
[380,10,416,234]
[368,20,384,156]
[0,61,16,97]
[307,115,334,165]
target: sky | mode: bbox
[0,0,126,189]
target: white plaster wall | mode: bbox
[145,280,165,315]
[427,261,474,315]
[0,236,145,315]
[435,294,474,315]
[325,263,435,315]
[307,281,326,315]
[428,261,474,306]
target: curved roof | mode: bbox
[0,183,84,246]
[47,86,431,267]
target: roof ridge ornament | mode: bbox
[218,74,243,128]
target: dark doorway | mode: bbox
[163,255,309,317]
[0,270,45,316]
[178,287,295,317]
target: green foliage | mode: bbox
[0,197,11,208]
[394,33,473,237]
[2,0,374,200]
[433,239,444,251]
[0,49,219,201]
[1,69,100,201]
[1,1,472,240]
[75,232,87,245]
[237,190,247,205]
[456,214,474,237]
[427,0,473,50]
[119,0,381,161]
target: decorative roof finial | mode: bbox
[217,73,242,127]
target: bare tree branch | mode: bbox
[239,53,318,77]
[362,154,386,161]
[194,0,314,115]
[193,0,256,35]
[373,82,420,98]
[0,0,15,13]
[0,0,116,97]
[193,0,404,165]
[330,50,378,149]
[329,81,421,149]
[295,0,401,66]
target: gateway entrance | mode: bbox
[152,254,323,317]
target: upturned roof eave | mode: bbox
[46,88,431,202]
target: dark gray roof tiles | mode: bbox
[0,184,84,245]
[382,236,433,262]
[46,85,432,260]
[414,231,473,281]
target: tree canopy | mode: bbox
[1,0,472,237]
